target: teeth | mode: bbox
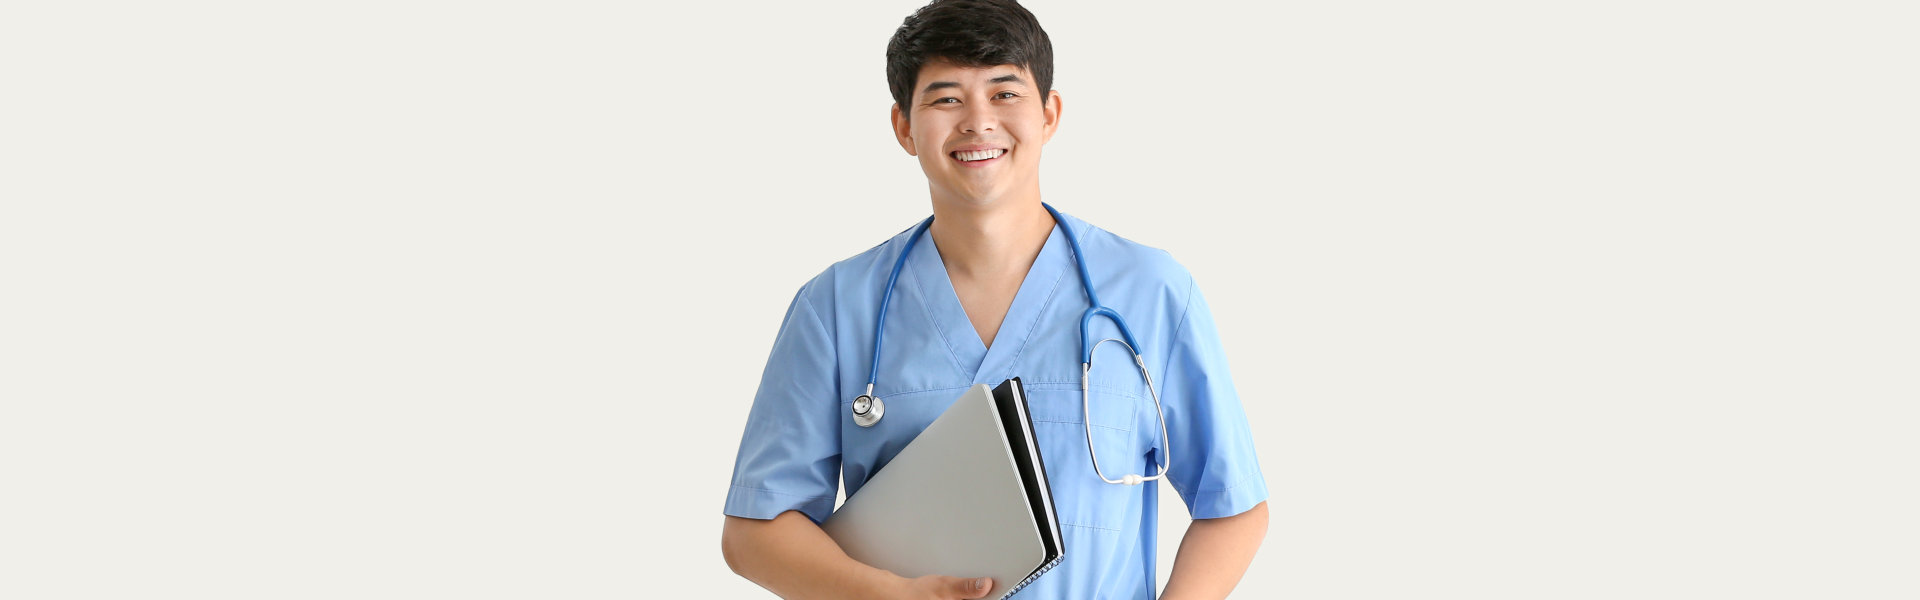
[954,149,1005,162]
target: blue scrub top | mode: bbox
[724,208,1267,599]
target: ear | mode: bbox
[890,103,917,156]
[1042,89,1063,143]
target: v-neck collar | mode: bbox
[903,216,1075,384]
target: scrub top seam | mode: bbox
[1028,383,1145,400]
[1160,272,1198,388]
[727,484,834,500]
[986,243,1070,384]
[1146,273,1196,461]
[797,290,841,405]
[1171,472,1258,496]
[904,240,974,382]
[836,384,972,405]
[1032,419,1130,433]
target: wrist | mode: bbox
[862,568,912,600]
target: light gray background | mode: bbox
[3,1,1915,598]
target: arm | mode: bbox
[1153,276,1270,599]
[1157,501,1269,600]
[721,510,995,600]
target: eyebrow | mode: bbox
[921,73,1028,95]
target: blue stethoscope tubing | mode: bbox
[851,202,1172,486]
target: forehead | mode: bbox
[913,61,1034,94]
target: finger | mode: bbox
[952,576,992,599]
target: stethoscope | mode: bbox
[851,203,1172,486]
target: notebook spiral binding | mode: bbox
[996,554,1065,599]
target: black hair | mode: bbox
[885,0,1054,122]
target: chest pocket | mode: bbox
[1019,383,1149,532]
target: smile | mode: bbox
[950,148,1007,166]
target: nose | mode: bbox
[959,103,997,134]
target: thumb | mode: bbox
[951,576,993,598]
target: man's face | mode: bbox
[891,60,1062,208]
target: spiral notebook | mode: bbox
[821,378,1064,599]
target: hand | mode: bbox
[898,574,995,599]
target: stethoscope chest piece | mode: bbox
[849,204,1171,485]
[851,393,883,428]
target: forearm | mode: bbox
[1158,501,1268,600]
[722,511,903,600]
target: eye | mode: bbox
[931,97,959,105]
[995,91,1019,99]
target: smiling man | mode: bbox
[720,1,1269,598]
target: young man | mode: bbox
[720,1,1267,598]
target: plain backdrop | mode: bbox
[3,1,1916,598]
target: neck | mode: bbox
[927,198,1054,280]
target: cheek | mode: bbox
[912,133,942,157]
[1014,140,1041,162]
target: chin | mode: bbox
[941,183,1006,202]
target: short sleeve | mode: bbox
[1158,276,1269,519]
[723,282,842,524]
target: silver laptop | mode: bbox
[822,378,1063,599]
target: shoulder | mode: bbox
[1056,209,1196,300]
[786,219,926,323]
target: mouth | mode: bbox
[949,148,1007,168]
